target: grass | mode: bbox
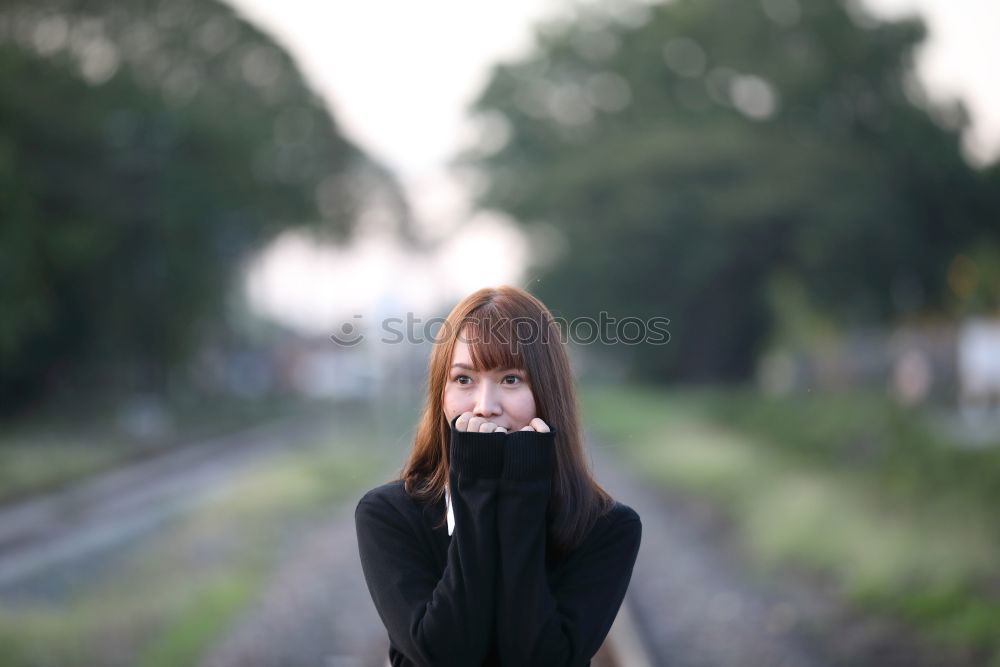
[138,570,263,667]
[580,382,1000,663]
[0,439,130,503]
[0,407,397,667]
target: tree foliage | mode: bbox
[461,0,1000,381]
[0,0,379,410]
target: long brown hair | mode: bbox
[396,285,615,558]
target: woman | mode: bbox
[355,286,642,666]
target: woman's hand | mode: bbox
[455,412,549,433]
[518,418,550,433]
[455,412,507,433]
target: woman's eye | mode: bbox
[455,375,471,385]
[503,375,522,385]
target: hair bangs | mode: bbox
[459,315,526,372]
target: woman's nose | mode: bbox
[473,383,501,417]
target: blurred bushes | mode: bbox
[461,0,1000,382]
[583,383,1000,660]
[700,387,1000,510]
[0,0,380,413]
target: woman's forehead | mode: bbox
[451,338,472,361]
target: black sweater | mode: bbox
[354,415,642,666]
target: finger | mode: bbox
[456,412,473,431]
[519,425,535,431]
[479,421,497,433]
[495,427,507,433]
[468,416,486,432]
[530,418,550,433]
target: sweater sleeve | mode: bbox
[494,430,642,666]
[354,414,507,667]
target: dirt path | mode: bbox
[199,495,388,667]
[587,435,976,667]
[199,431,972,667]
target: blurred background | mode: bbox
[1,0,999,665]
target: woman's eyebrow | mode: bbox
[450,363,521,372]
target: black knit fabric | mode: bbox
[355,416,642,666]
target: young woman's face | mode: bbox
[442,337,537,432]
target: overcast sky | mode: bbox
[228,0,1000,333]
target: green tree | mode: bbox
[0,0,389,412]
[460,0,999,381]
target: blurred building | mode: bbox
[757,317,1000,417]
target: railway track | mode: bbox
[0,411,335,590]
